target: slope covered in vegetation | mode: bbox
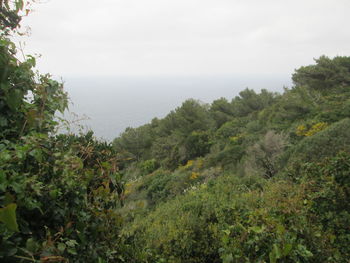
[1,1,350,262]
[113,57,350,262]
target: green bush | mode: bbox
[140,159,159,175]
[286,118,350,164]
[122,152,350,262]
[0,3,124,261]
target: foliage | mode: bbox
[292,55,350,92]
[246,130,288,178]
[287,118,350,164]
[296,122,328,137]
[116,55,350,262]
[122,152,350,262]
[0,0,32,34]
[139,159,159,175]
[0,5,124,262]
[2,5,350,261]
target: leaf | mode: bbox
[57,243,66,252]
[0,203,19,232]
[67,248,77,255]
[283,243,293,257]
[29,148,43,162]
[66,239,78,247]
[222,253,234,263]
[273,244,282,259]
[15,0,24,11]
[249,225,265,234]
[4,192,15,205]
[269,244,281,263]
[6,89,23,111]
[0,150,11,161]
[0,171,7,192]
[0,116,8,127]
[276,224,285,235]
[269,251,276,263]
[222,229,230,235]
[26,238,39,253]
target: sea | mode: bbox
[59,75,291,141]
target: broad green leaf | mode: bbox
[222,253,234,263]
[0,203,19,232]
[249,225,265,234]
[57,242,66,252]
[66,239,78,247]
[222,229,230,235]
[6,89,23,111]
[276,224,285,235]
[29,149,43,162]
[269,251,276,263]
[283,243,293,256]
[15,0,24,11]
[67,248,77,255]
[26,238,39,253]
[273,244,282,259]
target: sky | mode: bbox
[20,0,350,78]
[14,0,350,140]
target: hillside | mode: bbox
[113,55,350,262]
[1,2,350,262]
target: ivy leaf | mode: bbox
[0,203,19,232]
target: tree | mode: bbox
[292,56,350,91]
[247,130,287,178]
[113,125,153,161]
[172,99,214,135]
[209,97,234,128]
[231,88,277,117]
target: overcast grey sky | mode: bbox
[20,0,350,78]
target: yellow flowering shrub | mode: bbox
[296,122,328,137]
[190,172,200,180]
[305,122,328,136]
[184,160,194,169]
[296,125,307,136]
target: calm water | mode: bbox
[60,75,291,141]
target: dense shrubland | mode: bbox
[1,1,350,262]
[114,56,350,262]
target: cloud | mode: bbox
[20,0,350,77]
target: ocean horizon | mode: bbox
[59,74,292,141]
